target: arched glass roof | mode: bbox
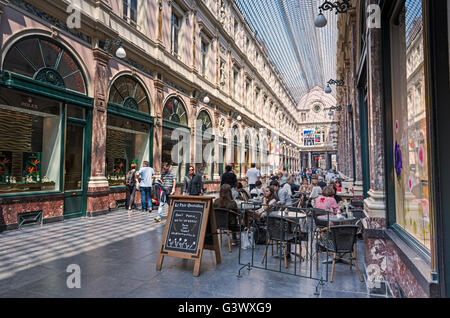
[234,0,338,107]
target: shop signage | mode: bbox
[156,196,221,277]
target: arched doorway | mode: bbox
[0,35,91,219]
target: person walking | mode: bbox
[155,162,177,222]
[125,163,138,211]
[184,165,203,196]
[221,165,238,188]
[246,163,261,192]
[137,161,154,212]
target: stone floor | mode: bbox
[0,209,371,298]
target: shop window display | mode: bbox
[106,115,150,186]
[197,110,213,181]
[162,97,189,182]
[0,88,61,194]
[390,0,431,249]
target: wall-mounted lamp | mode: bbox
[328,105,343,116]
[192,90,211,104]
[104,38,127,59]
[314,0,352,28]
[325,79,345,94]
[230,111,242,122]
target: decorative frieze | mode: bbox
[10,0,91,44]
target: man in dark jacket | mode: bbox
[221,165,238,188]
[185,166,203,196]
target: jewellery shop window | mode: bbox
[390,0,432,250]
[0,88,62,194]
[106,114,150,186]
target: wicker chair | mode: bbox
[214,208,241,252]
[328,225,364,283]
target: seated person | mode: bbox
[335,180,343,192]
[253,187,278,220]
[291,182,300,193]
[314,185,340,215]
[214,184,240,244]
[250,180,264,198]
[281,176,293,197]
[237,182,250,201]
[299,178,312,193]
[329,181,342,204]
[318,176,327,189]
[271,180,292,207]
[309,179,323,207]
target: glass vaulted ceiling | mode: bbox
[234,0,338,108]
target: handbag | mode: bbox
[241,228,254,250]
[135,173,140,191]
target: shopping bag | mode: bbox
[241,228,253,250]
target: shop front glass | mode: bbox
[0,88,61,194]
[390,0,431,249]
[162,96,189,182]
[106,75,151,186]
[106,115,150,186]
[197,110,213,181]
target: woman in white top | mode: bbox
[282,176,293,197]
[309,179,323,207]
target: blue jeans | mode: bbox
[140,187,152,211]
[157,200,166,218]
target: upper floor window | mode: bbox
[171,12,181,54]
[201,40,209,76]
[233,69,239,99]
[123,0,137,26]
[245,81,250,107]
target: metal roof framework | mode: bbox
[234,0,338,108]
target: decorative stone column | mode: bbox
[153,78,165,178]
[86,48,112,216]
[212,109,221,181]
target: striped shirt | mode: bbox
[161,170,176,190]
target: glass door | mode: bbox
[64,106,88,219]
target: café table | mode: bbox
[336,192,354,201]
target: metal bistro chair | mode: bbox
[214,208,241,252]
[261,214,296,269]
[350,209,366,237]
[328,225,364,283]
[310,208,332,270]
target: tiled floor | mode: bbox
[0,209,370,298]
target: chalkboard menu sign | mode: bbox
[164,202,205,254]
[156,196,221,277]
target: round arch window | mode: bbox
[109,76,150,114]
[163,96,188,125]
[197,110,212,133]
[3,36,87,94]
